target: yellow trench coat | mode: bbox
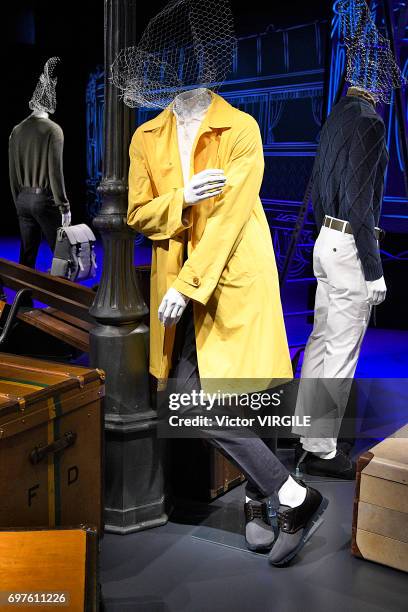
[128,92,292,388]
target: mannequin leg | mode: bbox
[299,279,330,378]
[169,304,327,561]
[293,235,335,454]
[295,228,370,466]
[322,292,370,379]
[301,277,370,457]
[34,199,61,254]
[171,303,290,499]
[15,194,42,268]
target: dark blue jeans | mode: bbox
[170,303,289,500]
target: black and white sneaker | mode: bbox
[244,500,275,552]
[268,483,328,567]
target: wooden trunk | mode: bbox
[352,423,408,572]
[0,353,104,533]
[171,439,245,501]
[0,526,99,611]
[209,445,246,499]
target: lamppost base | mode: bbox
[104,422,169,534]
[90,323,168,533]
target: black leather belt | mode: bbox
[323,216,383,241]
[20,187,51,195]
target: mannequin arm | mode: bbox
[172,117,264,305]
[345,116,386,281]
[48,124,70,209]
[8,132,19,204]
[311,158,324,229]
[128,130,192,240]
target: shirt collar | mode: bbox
[346,86,377,107]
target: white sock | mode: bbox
[313,449,336,460]
[278,475,307,508]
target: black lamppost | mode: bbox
[89,0,168,533]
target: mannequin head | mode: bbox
[175,88,209,103]
[173,87,212,116]
[29,57,60,114]
[338,0,405,103]
[111,0,236,109]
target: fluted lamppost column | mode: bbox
[89,0,168,533]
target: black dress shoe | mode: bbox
[244,500,275,552]
[268,483,328,567]
[337,440,354,456]
[299,450,356,479]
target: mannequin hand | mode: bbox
[366,276,387,305]
[183,169,226,207]
[61,210,71,227]
[158,288,190,327]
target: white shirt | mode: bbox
[173,89,212,185]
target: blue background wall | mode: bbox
[85,2,408,341]
[86,20,327,280]
[86,3,408,266]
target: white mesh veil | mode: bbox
[29,57,61,114]
[111,0,237,109]
[338,0,405,103]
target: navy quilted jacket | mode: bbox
[312,94,389,281]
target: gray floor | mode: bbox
[100,449,408,612]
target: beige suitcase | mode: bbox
[352,423,408,572]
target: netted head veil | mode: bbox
[337,0,405,103]
[111,0,237,109]
[29,57,61,114]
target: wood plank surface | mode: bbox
[0,529,87,611]
[0,259,95,323]
[44,308,94,332]
[17,311,90,353]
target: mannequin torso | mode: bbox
[173,88,212,185]
[158,88,226,327]
[9,108,71,226]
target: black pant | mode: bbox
[170,303,290,500]
[15,191,60,268]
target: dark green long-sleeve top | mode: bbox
[9,116,70,212]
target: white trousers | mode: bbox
[293,225,372,453]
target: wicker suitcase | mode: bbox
[0,353,104,533]
[352,424,408,572]
[0,525,99,611]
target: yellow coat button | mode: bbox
[193,277,200,286]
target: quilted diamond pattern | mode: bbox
[312,95,389,281]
